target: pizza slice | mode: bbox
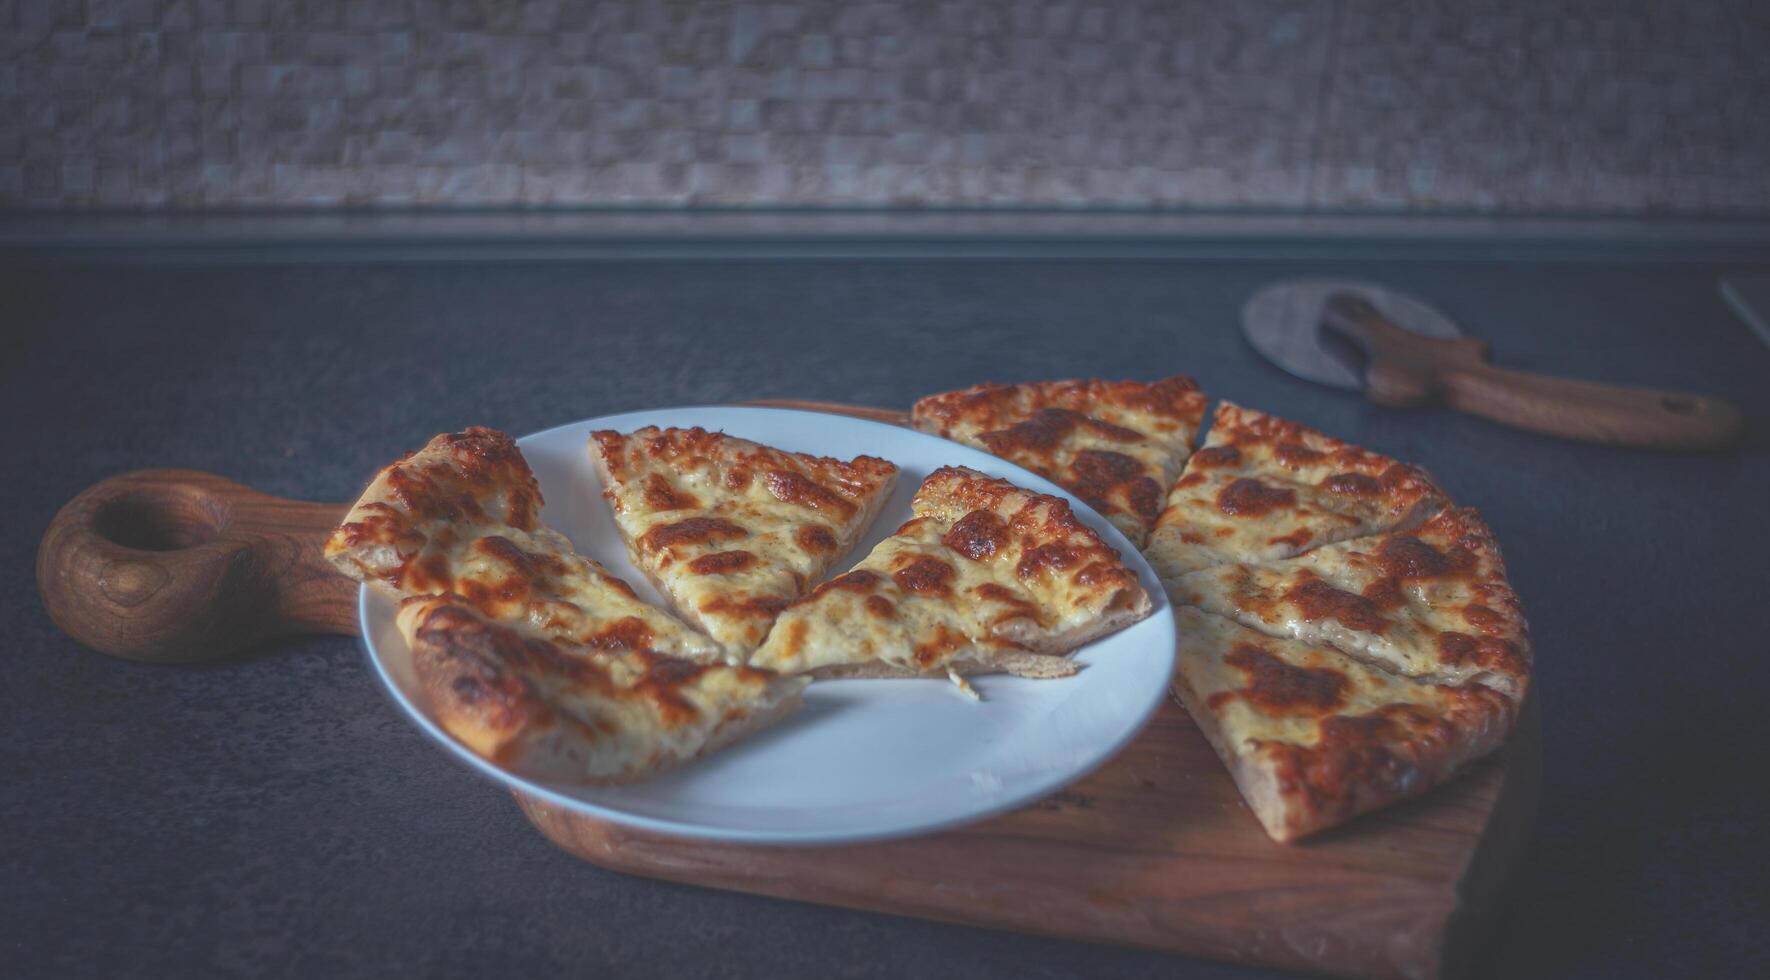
[911,376,1209,545]
[325,427,723,663]
[590,426,899,658]
[1170,508,1531,699]
[397,594,808,784]
[1172,607,1517,842]
[1143,401,1448,585]
[749,466,1152,684]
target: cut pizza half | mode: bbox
[1144,401,1448,585]
[1172,606,1517,842]
[325,427,723,663]
[590,426,899,659]
[911,376,1209,545]
[1170,508,1531,699]
[749,466,1152,684]
[397,594,808,784]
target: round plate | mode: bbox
[358,406,1176,845]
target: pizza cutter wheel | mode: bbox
[1242,279,1744,452]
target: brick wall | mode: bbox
[4,0,1767,212]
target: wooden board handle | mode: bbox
[36,469,357,663]
[1322,294,1746,452]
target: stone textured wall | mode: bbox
[4,0,1767,212]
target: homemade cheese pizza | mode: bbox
[325,427,723,662]
[749,465,1152,687]
[397,594,807,784]
[929,379,1533,842]
[1143,401,1447,584]
[912,377,1208,545]
[326,427,809,783]
[1171,607,1516,842]
[590,426,898,660]
[1170,507,1531,699]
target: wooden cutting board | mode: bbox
[35,400,1539,980]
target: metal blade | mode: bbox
[1241,279,1464,390]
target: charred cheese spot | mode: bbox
[1321,472,1380,496]
[724,467,752,491]
[401,552,454,592]
[1067,449,1162,522]
[639,517,748,553]
[893,556,956,596]
[1172,472,1206,490]
[864,595,896,619]
[686,550,756,575]
[1462,603,1508,634]
[913,624,968,668]
[1284,576,1387,633]
[1189,445,1242,468]
[699,594,788,619]
[942,509,1008,561]
[974,583,1041,625]
[1216,478,1296,517]
[812,569,883,597]
[584,616,654,652]
[474,535,565,579]
[643,473,698,511]
[1015,543,1080,579]
[795,524,838,554]
[1375,535,1475,581]
[1268,528,1312,550]
[764,470,856,519]
[1435,632,1528,675]
[1274,442,1326,465]
[634,657,712,727]
[1222,643,1349,716]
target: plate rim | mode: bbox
[356,404,1177,846]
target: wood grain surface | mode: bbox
[34,401,1540,978]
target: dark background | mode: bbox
[4,243,1767,977]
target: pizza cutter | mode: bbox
[1242,279,1745,452]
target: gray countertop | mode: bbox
[5,236,1769,978]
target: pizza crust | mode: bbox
[398,595,808,785]
[912,376,1208,545]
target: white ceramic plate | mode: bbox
[358,406,1176,845]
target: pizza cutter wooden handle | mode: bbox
[1322,295,1746,452]
[36,469,358,664]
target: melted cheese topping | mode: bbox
[1172,508,1530,697]
[1174,607,1514,840]
[912,377,1207,545]
[591,426,898,658]
[1144,401,1447,585]
[750,466,1150,675]
[398,596,806,784]
[325,427,722,662]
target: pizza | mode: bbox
[590,426,898,659]
[324,426,723,662]
[397,594,807,784]
[1171,607,1517,842]
[749,465,1152,685]
[1169,508,1531,699]
[1143,401,1447,585]
[911,377,1209,545]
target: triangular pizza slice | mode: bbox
[590,426,899,659]
[325,427,724,662]
[749,466,1152,684]
[1172,607,1517,842]
[397,594,807,784]
[911,376,1209,545]
[1170,508,1531,699]
[1144,402,1448,585]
